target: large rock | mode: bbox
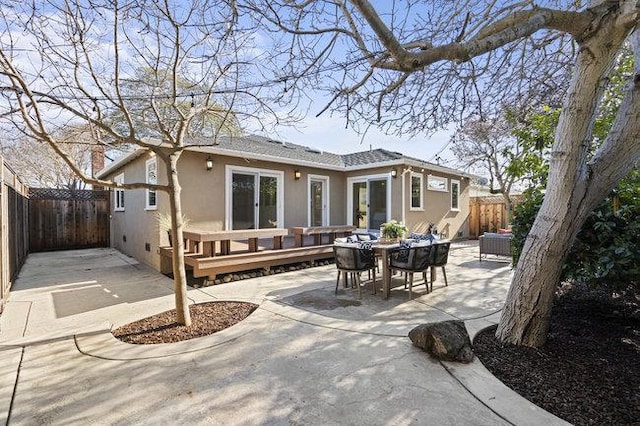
[408,320,474,363]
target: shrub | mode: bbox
[511,170,639,291]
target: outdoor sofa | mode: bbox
[479,232,512,260]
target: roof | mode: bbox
[97,134,472,179]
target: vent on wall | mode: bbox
[122,235,127,242]
[145,243,151,252]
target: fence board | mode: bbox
[469,195,523,238]
[28,188,110,252]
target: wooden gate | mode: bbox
[469,195,523,238]
[1,159,29,311]
[29,188,110,251]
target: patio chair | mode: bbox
[389,245,435,299]
[429,242,451,291]
[333,245,377,298]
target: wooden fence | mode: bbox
[0,157,29,312]
[469,195,523,238]
[29,188,110,252]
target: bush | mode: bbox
[511,171,639,291]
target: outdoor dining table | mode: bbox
[372,240,447,299]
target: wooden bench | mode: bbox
[161,245,334,279]
[183,228,290,256]
[290,225,356,247]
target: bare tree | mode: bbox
[1,124,117,189]
[0,0,282,326]
[451,116,520,224]
[246,0,640,346]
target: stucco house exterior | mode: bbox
[96,135,473,271]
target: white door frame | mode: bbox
[225,165,284,230]
[307,174,330,226]
[346,173,392,231]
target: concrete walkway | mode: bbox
[0,244,569,425]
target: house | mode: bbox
[96,135,473,272]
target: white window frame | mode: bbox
[451,179,460,211]
[427,175,448,192]
[145,157,158,210]
[114,173,125,212]
[307,174,330,227]
[224,165,284,230]
[409,172,424,211]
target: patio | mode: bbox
[0,241,567,425]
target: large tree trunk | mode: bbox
[496,13,639,347]
[166,152,192,326]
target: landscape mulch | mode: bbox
[112,301,258,344]
[474,285,639,426]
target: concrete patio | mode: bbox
[0,242,569,425]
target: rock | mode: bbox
[214,279,222,285]
[222,275,232,283]
[408,320,474,363]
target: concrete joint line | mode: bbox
[5,347,24,426]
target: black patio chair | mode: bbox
[389,245,435,299]
[333,245,377,298]
[429,242,451,291]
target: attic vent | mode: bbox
[305,148,322,154]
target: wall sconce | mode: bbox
[205,156,213,171]
[294,170,301,180]
[391,168,398,178]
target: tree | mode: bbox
[246,0,640,346]
[0,0,281,326]
[451,115,520,224]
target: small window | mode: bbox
[427,175,448,192]
[410,173,423,210]
[114,174,125,211]
[451,179,460,210]
[146,157,157,210]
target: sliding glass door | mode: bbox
[228,167,283,230]
[348,175,390,231]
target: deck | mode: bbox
[160,227,345,280]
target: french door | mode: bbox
[309,176,329,226]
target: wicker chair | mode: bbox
[429,242,451,291]
[333,245,377,298]
[389,245,435,299]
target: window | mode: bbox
[114,174,125,211]
[145,157,157,210]
[410,173,423,210]
[451,179,460,210]
[427,175,448,192]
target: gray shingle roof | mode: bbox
[99,134,470,178]
[202,135,344,167]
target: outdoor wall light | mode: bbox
[391,168,398,178]
[294,170,302,180]
[206,156,213,171]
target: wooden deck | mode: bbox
[160,229,339,280]
[291,225,355,247]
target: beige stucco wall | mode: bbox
[108,152,165,270]
[401,171,471,239]
[344,166,470,238]
[176,151,347,230]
